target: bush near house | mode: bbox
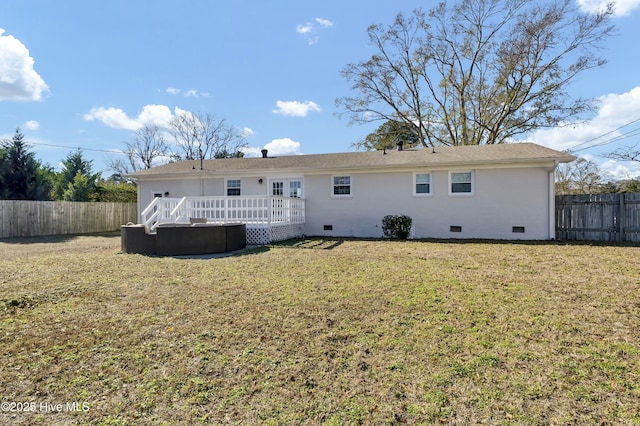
[382,214,413,239]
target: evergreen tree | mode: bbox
[0,128,52,200]
[62,171,95,201]
[54,149,100,201]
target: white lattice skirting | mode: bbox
[246,223,303,245]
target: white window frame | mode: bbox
[449,171,474,196]
[331,175,352,198]
[413,172,432,196]
[226,179,241,196]
[269,178,304,198]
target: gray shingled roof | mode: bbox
[128,143,575,178]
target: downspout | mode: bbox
[548,161,558,240]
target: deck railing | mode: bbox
[141,196,305,232]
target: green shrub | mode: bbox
[382,215,413,239]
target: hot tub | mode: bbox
[121,223,246,256]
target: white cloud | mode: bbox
[83,104,174,130]
[242,138,303,157]
[315,18,334,27]
[165,87,209,98]
[23,120,39,131]
[83,107,140,130]
[0,29,49,101]
[240,127,255,137]
[523,86,640,179]
[296,24,313,34]
[527,87,640,151]
[272,100,321,117]
[296,17,334,45]
[241,147,262,157]
[598,158,640,179]
[577,0,640,16]
[264,138,302,155]
[137,104,174,127]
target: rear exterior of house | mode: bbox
[128,143,575,241]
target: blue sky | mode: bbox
[2,0,640,179]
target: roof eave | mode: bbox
[128,152,576,179]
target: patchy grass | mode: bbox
[0,233,639,425]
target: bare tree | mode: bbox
[555,157,607,194]
[170,111,247,160]
[107,125,169,177]
[606,145,640,163]
[336,0,615,147]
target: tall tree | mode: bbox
[107,125,169,177]
[355,120,420,151]
[0,128,52,200]
[170,111,247,161]
[54,149,100,201]
[337,0,614,147]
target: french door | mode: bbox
[270,179,303,222]
[270,179,303,198]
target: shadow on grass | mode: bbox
[168,245,272,260]
[274,239,346,250]
[271,236,640,248]
[0,231,122,245]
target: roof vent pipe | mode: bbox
[261,149,268,158]
[396,141,404,151]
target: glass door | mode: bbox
[271,179,302,198]
[271,181,284,196]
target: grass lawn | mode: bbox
[0,233,639,425]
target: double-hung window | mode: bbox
[449,171,474,195]
[227,179,241,196]
[332,176,351,196]
[414,173,431,195]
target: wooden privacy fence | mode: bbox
[556,193,640,242]
[0,200,137,238]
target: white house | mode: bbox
[127,143,575,243]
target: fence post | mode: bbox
[619,194,625,242]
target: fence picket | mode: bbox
[555,193,640,242]
[0,201,137,238]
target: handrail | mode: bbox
[140,195,305,231]
[143,211,159,231]
[169,197,187,219]
[141,196,161,217]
